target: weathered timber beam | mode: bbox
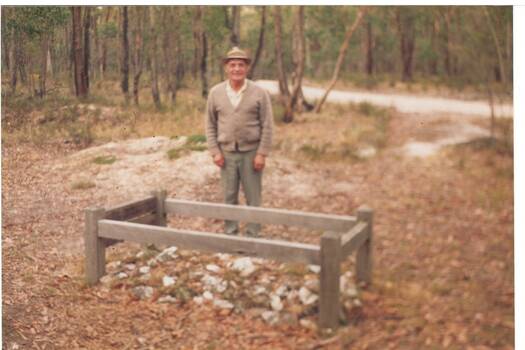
[102,213,158,247]
[341,222,369,258]
[105,196,157,221]
[98,220,320,265]
[165,199,356,232]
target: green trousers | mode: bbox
[221,150,262,236]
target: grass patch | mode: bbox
[167,148,183,160]
[187,134,207,145]
[71,180,96,190]
[92,155,117,165]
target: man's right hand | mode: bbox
[213,153,225,167]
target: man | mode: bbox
[205,47,274,237]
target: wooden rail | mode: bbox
[84,190,373,332]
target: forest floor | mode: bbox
[2,88,514,349]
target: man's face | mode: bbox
[225,59,248,84]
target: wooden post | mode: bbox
[151,189,167,226]
[84,207,106,285]
[356,206,373,285]
[319,231,342,330]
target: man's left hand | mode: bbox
[253,154,266,171]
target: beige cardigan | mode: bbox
[205,80,273,156]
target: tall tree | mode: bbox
[314,8,367,113]
[83,7,91,89]
[247,6,266,80]
[229,6,241,47]
[121,6,130,102]
[483,6,506,84]
[365,18,374,76]
[72,6,88,97]
[149,7,161,109]
[396,7,416,82]
[274,6,290,111]
[131,7,145,106]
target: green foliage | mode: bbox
[98,21,118,39]
[3,6,69,38]
[167,148,183,160]
[92,155,117,165]
[186,134,207,145]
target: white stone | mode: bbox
[136,251,145,259]
[214,253,232,261]
[299,287,318,305]
[158,295,177,304]
[261,311,279,325]
[156,246,178,262]
[275,285,288,297]
[100,275,113,284]
[139,273,151,282]
[107,261,121,270]
[139,266,150,274]
[213,299,234,309]
[124,263,136,271]
[116,272,128,279]
[270,295,284,311]
[193,296,204,304]
[253,285,267,295]
[206,264,221,273]
[132,286,154,300]
[230,257,256,277]
[299,319,317,331]
[203,291,214,300]
[287,290,299,302]
[308,265,321,273]
[162,276,176,287]
[304,279,320,293]
[356,146,377,159]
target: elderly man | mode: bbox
[205,47,274,237]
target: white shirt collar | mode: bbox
[226,79,248,95]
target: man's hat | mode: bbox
[223,47,251,64]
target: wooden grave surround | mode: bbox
[84,189,373,331]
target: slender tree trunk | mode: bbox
[121,6,130,102]
[248,6,266,80]
[201,31,208,98]
[314,8,367,113]
[72,7,88,97]
[149,7,161,109]
[443,8,452,77]
[274,7,289,99]
[429,14,439,75]
[396,8,415,82]
[483,6,506,85]
[9,34,17,94]
[132,7,144,106]
[365,18,374,76]
[84,7,91,90]
[230,6,241,46]
[192,8,201,79]
[38,33,49,98]
[101,7,111,77]
[288,6,306,116]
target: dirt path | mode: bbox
[256,80,513,118]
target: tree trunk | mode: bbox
[72,7,88,98]
[230,6,241,47]
[38,33,49,98]
[365,18,374,76]
[9,33,17,94]
[483,6,506,85]
[429,14,439,75]
[248,6,266,80]
[396,8,416,82]
[192,8,201,79]
[132,7,145,106]
[83,7,91,90]
[201,31,208,98]
[101,7,111,77]
[149,7,161,109]
[288,6,306,115]
[443,8,452,77]
[314,8,367,113]
[274,7,289,99]
[121,6,130,102]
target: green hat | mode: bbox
[223,47,251,64]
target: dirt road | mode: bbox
[255,80,513,118]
